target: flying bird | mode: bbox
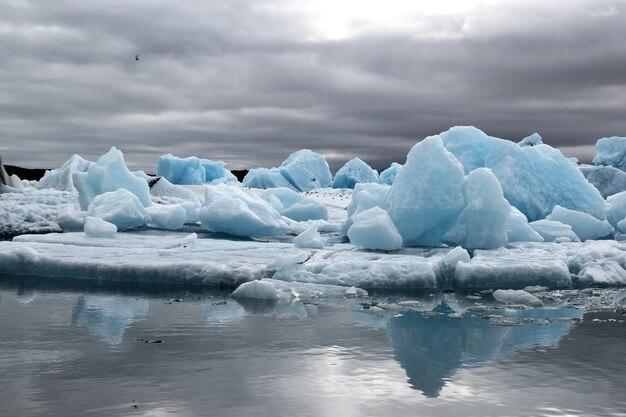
[135,54,140,61]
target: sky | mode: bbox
[0,0,625,172]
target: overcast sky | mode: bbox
[1,0,625,172]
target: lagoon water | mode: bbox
[1,276,625,417]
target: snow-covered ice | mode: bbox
[36,154,93,192]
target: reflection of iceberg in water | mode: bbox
[71,295,149,345]
[203,301,246,323]
[387,303,583,398]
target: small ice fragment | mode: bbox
[231,280,279,301]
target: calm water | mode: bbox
[1,276,625,417]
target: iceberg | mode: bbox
[387,135,466,246]
[347,206,403,251]
[546,205,613,241]
[156,154,237,185]
[379,163,402,185]
[146,203,188,230]
[84,216,117,238]
[507,207,544,243]
[529,220,580,242]
[293,225,325,249]
[87,189,150,231]
[343,183,389,235]
[443,168,510,249]
[593,136,626,171]
[36,154,94,192]
[199,184,289,237]
[279,149,332,191]
[260,187,328,222]
[332,157,379,189]
[579,164,626,198]
[73,147,152,210]
[242,167,294,190]
[606,191,626,230]
[440,126,606,221]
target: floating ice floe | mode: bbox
[492,289,543,307]
[332,157,379,189]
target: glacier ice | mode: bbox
[546,205,613,241]
[242,167,294,190]
[199,184,289,237]
[529,220,580,242]
[492,289,543,307]
[593,136,626,171]
[36,154,94,192]
[156,154,237,185]
[73,147,152,210]
[332,157,379,189]
[279,149,332,191]
[579,164,626,198]
[440,126,606,221]
[293,225,325,249]
[387,135,466,246]
[87,188,150,231]
[605,191,626,229]
[84,216,117,238]
[260,187,328,222]
[443,168,510,249]
[379,163,402,185]
[347,207,403,251]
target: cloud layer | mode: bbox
[1,0,625,172]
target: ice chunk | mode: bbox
[529,220,580,242]
[87,189,150,231]
[36,154,94,192]
[579,164,626,198]
[518,133,543,147]
[440,126,605,221]
[294,225,325,249]
[149,177,201,204]
[343,183,389,234]
[379,163,403,185]
[231,280,280,301]
[199,184,289,237]
[440,246,470,267]
[347,207,403,251]
[156,154,237,185]
[387,135,466,246]
[84,216,117,238]
[332,157,379,189]
[443,168,510,249]
[146,204,188,230]
[242,167,294,189]
[493,289,543,307]
[593,136,626,171]
[279,149,332,191]
[260,187,328,222]
[57,209,87,232]
[507,207,544,243]
[546,205,613,241]
[73,147,151,210]
[9,174,24,191]
[606,191,626,229]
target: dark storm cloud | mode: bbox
[0,0,625,172]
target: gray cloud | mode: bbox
[0,0,625,173]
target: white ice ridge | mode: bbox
[2,232,626,289]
